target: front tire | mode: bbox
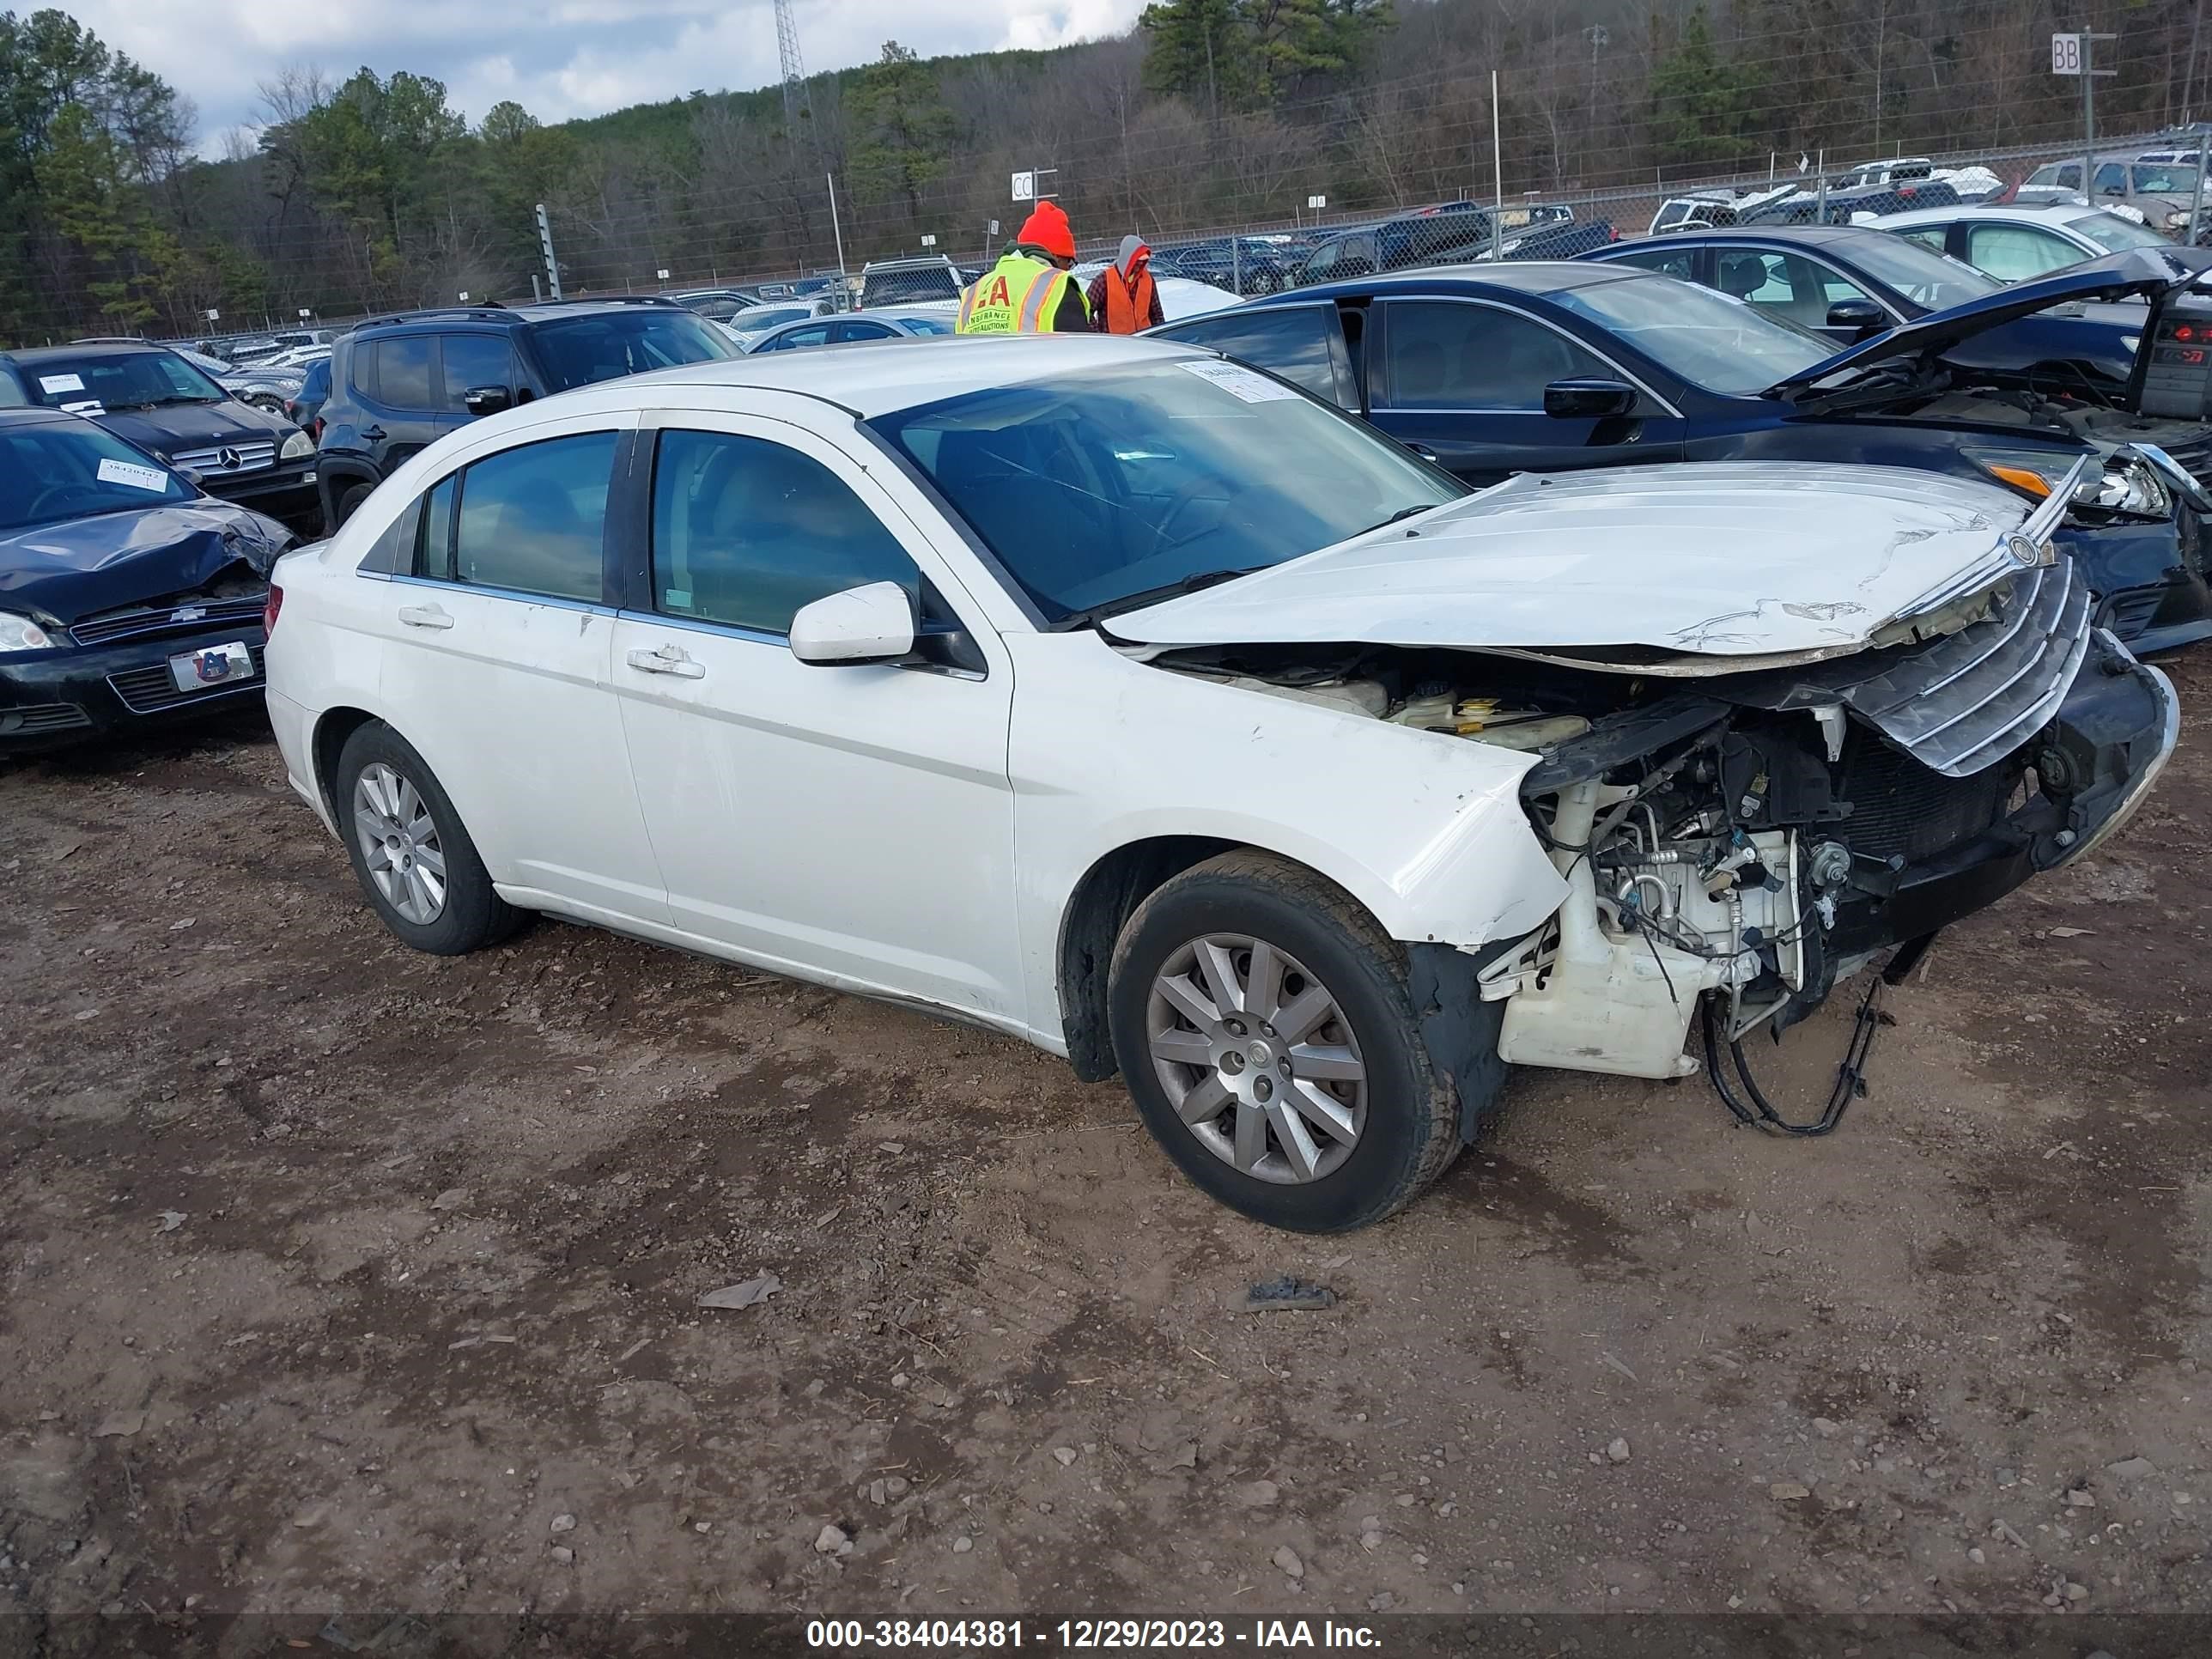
[1107,850,1462,1232]
[334,721,522,955]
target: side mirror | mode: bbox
[789,580,916,666]
[462,385,513,417]
[1543,378,1638,419]
[1825,297,1888,337]
[175,466,205,488]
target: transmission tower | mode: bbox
[775,0,812,138]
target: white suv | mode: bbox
[260,337,2174,1231]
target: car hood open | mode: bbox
[1108,462,2069,672]
[1766,244,2212,395]
[0,499,293,626]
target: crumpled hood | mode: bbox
[1769,244,2212,394]
[1109,462,2062,667]
[89,398,295,455]
[0,499,293,626]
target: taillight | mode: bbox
[264,584,283,637]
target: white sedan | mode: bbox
[263,337,2175,1231]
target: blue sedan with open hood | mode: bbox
[0,408,293,750]
[1153,249,2212,654]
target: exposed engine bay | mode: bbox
[1143,546,2161,1091]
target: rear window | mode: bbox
[526,310,733,393]
[0,420,190,530]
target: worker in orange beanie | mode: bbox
[957,200,1091,334]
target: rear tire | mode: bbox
[332,481,375,528]
[1107,849,1464,1232]
[333,721,522,956]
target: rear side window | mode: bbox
[1966,223,2081,282]
[761,323,833,352]
[649,428,917,637]
[416,432,616,601]
[1156,306,1352,409]
[368,337,434,409]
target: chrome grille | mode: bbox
[168,441,276,476]
[1821,558,2092,779]
[70,590,266,647]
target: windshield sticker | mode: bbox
[96,458,170,492]
[39,372,86,394]
[1177,360,1301,403]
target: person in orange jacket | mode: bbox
[1088,234,1164,334]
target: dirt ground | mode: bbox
[2,654,2209,1650]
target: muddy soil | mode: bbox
[1,659,2208,1645]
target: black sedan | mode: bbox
[0,409,291,750]
[1151,259,2212,653]
[1580,224,2148,398]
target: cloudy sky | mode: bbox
[49,0,1146,153]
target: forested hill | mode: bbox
[2,0,2202,343]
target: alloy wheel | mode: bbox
[352,762,447,925]
[1146,933,1368,1184]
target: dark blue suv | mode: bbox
[1153,254,2212,653]
[314,296,733,531]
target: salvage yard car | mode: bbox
[0,408,290,748]
[2,339,320,531]
[1155,255,2212,654]
[262,337,2177,1232]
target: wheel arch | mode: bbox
[1055,834,1406,1085]
[310,704,382,823]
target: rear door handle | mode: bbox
[627,645,706,680]
[1405,441,1439,462]
[361,425,387,441]
[398,604,453,630]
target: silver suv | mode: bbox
[2017,157,2202,236]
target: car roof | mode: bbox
[568,333,1208,420]
[349,299,689,335]
[1634,224,1879,249]
[8,340,181,362]
[1875,202,2111,228]
[0,405,86,430]
[1279,260,1649,301]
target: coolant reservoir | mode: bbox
[1461,714,1591,752]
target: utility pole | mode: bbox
[1873,0,1887,151]
[2079,25,2119,202]
[826,172,846,276]
[535,203,562,300]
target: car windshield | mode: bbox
[1838,234,2004,309]
[2075,212,2173,252]
[2132,165,2191,192]
[1551,274,1832,396]
[869,358,1465,624]
[0,420,190,530]
[526,309,733,392]
[21,350,227,411]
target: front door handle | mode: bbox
[1405,441,1439,462]
[398,604,453,630]
[626,645,706,680]
[361,425,387,441]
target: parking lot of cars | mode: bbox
[6,139,2212,1627]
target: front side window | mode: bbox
[0,422,190,529]
[869,359,1462,623]
[526,310,732,392]
[1377,301,1611,410]
[1711,252,1863,326]
[831,320,897,343]
[1966,223,2082,282]
[422,431,617,601]
[650,429,917,636]
[761,324,833,352]
[1154,306,1348,406]
[2094,163,2128,194]
[21,350,225,411]
[440,334,516,409]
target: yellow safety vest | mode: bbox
[957,252,1087,334]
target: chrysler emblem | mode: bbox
[216,447,242,470]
